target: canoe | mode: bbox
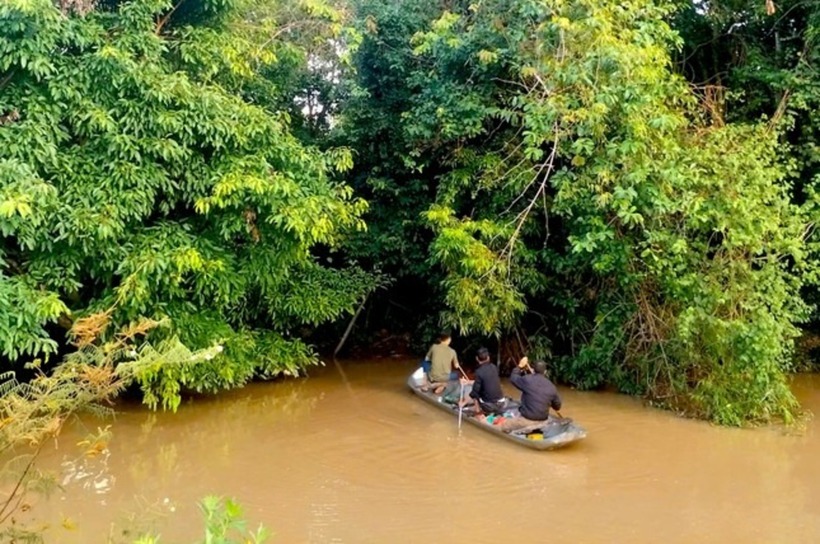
[407,373,587,451]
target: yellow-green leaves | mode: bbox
[477,49,499,65]
[0,0,375,400]
[411,11,462,55]
[0,198,32,218]
[425,205,525,335]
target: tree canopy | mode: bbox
[337,0,819,424]
[0,0,377,406]
[1,0,818,424]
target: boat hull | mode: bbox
[407,375,587,451]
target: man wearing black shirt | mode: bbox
[501,357,562,432]
[462,347,508,415]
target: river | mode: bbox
[27,359,820,542]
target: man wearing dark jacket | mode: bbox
[463,347,508,415]
[501,357,562,432]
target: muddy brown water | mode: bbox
[26,359,820,543]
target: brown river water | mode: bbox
[27,359,820,543]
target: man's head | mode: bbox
[476,347,491,364]
[437,332,452,345]
[533,361,548,376]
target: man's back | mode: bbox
[471,362,504,402]
[510,369,561,421]
[427,343,457,382]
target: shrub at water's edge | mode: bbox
[0,314,224,541]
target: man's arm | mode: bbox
[551,393,562,412]
[509,367,526,392]
[510,357,530,392]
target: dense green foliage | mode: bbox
[674,0,820,328]
[0,0,376,399]
[339,0,819,424]
[1,0,819,424]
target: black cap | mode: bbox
[476,347,490,363]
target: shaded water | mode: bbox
[30,359,820,542]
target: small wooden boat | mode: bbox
[407,372,587,451]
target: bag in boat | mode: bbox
[442,382,472,404]
[410,366,426,388]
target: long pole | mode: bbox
[457,381,465,431]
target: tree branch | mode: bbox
[155,0,188,34]
[0,71,14,91]
[0,445,43,525]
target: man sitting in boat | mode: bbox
[500,357,562,433]
[460,347,509,416]
[424,333,461,395]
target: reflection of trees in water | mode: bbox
[118,381,322,492]
[40,376,334,542]
[60,449,115,498]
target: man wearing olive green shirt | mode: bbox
[425,333,460,394]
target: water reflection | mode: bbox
[60,449,115,497]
